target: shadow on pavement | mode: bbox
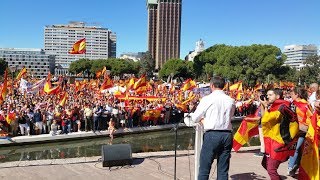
[132,158,145,165]
[230,172,267,180]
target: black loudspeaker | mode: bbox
[101,144,133,167]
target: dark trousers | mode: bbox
[93,116,100,131]
[262,155,282,180]
[198,130,232,180]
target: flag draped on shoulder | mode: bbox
[299,112,319,180]
[261,99,299,162]
[69,38,86,54]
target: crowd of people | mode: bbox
[0,75,202,138]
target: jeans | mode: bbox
[62,123,71,134]
[198,130,232,180]
[288,136,305,170]
[93,116,100,131]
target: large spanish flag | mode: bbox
[69,38,86,54]
[16,67,27,80]
[261,100,299,162]
[298,112,319,180]
[233,115,259,152]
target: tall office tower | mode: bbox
[44,22,116,75]
[0,48,55,79]
[147,0,182,70]
[283,44,318,70]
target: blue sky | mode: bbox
[0,0,319,58]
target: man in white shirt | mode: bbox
[308,83,318,111]
[189,76,235,180]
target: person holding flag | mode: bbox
[260,88,299,180]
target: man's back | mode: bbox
[193,90,235,131]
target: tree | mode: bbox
[69,58,92,74]
[298,55,320,84]
[193,44,286,86]
[0,58,8,76]
[159,59,194,80]
[139,51,155,77]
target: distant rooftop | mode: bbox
[0,48,43,52]
[45,21,108,30]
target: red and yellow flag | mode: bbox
[229,81,242,91]
[43,72,60,95]
[181,79,196,92]
[127,78,135,90]
[6,111,16,124]
[261,100,299,161]
[0,69,8,104]
[133,75,147,90]
[16,67,27,80]
[233,115,259,152]
[100,76,113,91]
[299,112,319,180]
[69,38,86,54]
[59,92,68,107]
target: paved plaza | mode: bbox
[0,147,297,180]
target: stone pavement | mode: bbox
[0,147,297,180]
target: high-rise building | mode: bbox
[283,44,318,70]
[44,22,116,75]
[147,0,182,70]
[0,48,55,79]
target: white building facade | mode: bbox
[0,48,55,79]
[283,44,318,70]
[185,39,205,61]
[44,22,116,75]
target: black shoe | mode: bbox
[253,152,264,157]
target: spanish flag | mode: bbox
[233,115,259,152]
[16,67,27,80]
[43,73,60,95]
[133,75,147,90]
[100,76,113,91]
[229,81,242,91]
[299,112,319,180]
[59,92,68,107]
[127,78,135,90]
[181,79,196,92]
[6,111,16,124]
[0,69,8,104]
[69,38,86,54]
[261,100,299,162]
